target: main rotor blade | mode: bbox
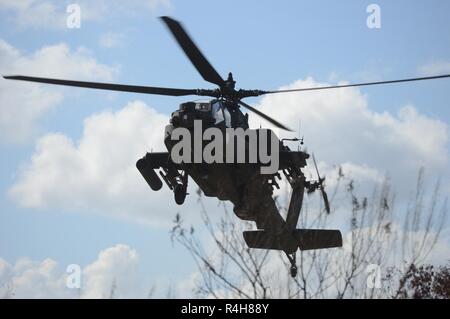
[160,16,225,87]
[238,100,292,131]
[263,74,450,94]
[3,75,198,96]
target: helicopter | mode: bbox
[4,16,450,278]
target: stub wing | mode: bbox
[136,152,173,191]
[243,229,343,254]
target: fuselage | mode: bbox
[163,99,285,228]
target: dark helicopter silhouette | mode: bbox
[4,16,450,278]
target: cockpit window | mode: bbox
[211,101,232,127]
[211,101,224,125]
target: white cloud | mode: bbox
[0,0,172,29]
[2,257,69,298]
[418,61,450,76]
[79,0,172,21]
[1,232,448,298]
[0,244,141,298]
[0,39,118,143]
[8,100,204,227]
[0,0,64,29]
[82,244,140,298]
[250,77,449,195]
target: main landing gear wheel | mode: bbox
[174,184,187,205]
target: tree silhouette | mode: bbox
[171,167,448,298]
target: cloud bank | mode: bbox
[0,244,141,298]
[0,39,118,143]
[250,78,449,193]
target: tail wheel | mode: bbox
[290,265,298,278]
[286,252,298,278]
[174,184,187,205]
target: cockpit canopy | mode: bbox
[176,100,232,128]
[211,100,231,127]
[194,102,210,112]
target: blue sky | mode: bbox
[0,0,449,297]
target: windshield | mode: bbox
[211,100,231,127]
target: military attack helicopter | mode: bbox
[4,16,450,278]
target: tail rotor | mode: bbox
[312,154,330,214]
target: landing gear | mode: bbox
[286,252,297,278]
[174,171,188,205]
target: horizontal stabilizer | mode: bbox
[294,229,342,250]
[243,229,342,253]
